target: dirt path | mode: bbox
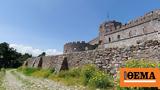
[1,70,85,90]
[3,70,25,90]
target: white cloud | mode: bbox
[9,44,62,56]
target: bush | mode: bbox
[80,64,114,88]
[88,71,114,88]
[81,64,97,85]
[68,67,81,77]
[124,59,157,68]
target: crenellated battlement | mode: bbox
[64,41,90,53]
[65,41,86,45]
[100,9,160,36]
[119,9,160,29]
[64,41,98,53]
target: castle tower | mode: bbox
[99,20,122,48]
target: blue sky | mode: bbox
[0,0,160,56]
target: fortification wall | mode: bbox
[24,40,160,75]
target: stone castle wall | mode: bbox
[24,40,160,75]
[88,37,99,45]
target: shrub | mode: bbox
[67,67,81,77]
[124,59,157,68]
[81,64,97,85]
[88,71,114,88]
[80,64,114,88]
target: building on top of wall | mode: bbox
[99,9,160,48]
[98,20,122,48]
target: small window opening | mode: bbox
[109,37,111,43]
[117,35,120,40]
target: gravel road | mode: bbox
[0,70,85,90]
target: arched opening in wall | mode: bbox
[109,37,111,43]
[38,57,43,68]
[117,35,120,40]
[60,57,69,71]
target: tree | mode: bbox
[0,42,32,68]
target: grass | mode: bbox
[17,67,40,76]
[11,70,50,90]
[0,68,6,90]
[18,65,114,90]
[32,69,53,78]
[18,59,160,90]
[15,58,160,90]
[49,65,114,89]
[48,67,84,86]
[18,67,54,78]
